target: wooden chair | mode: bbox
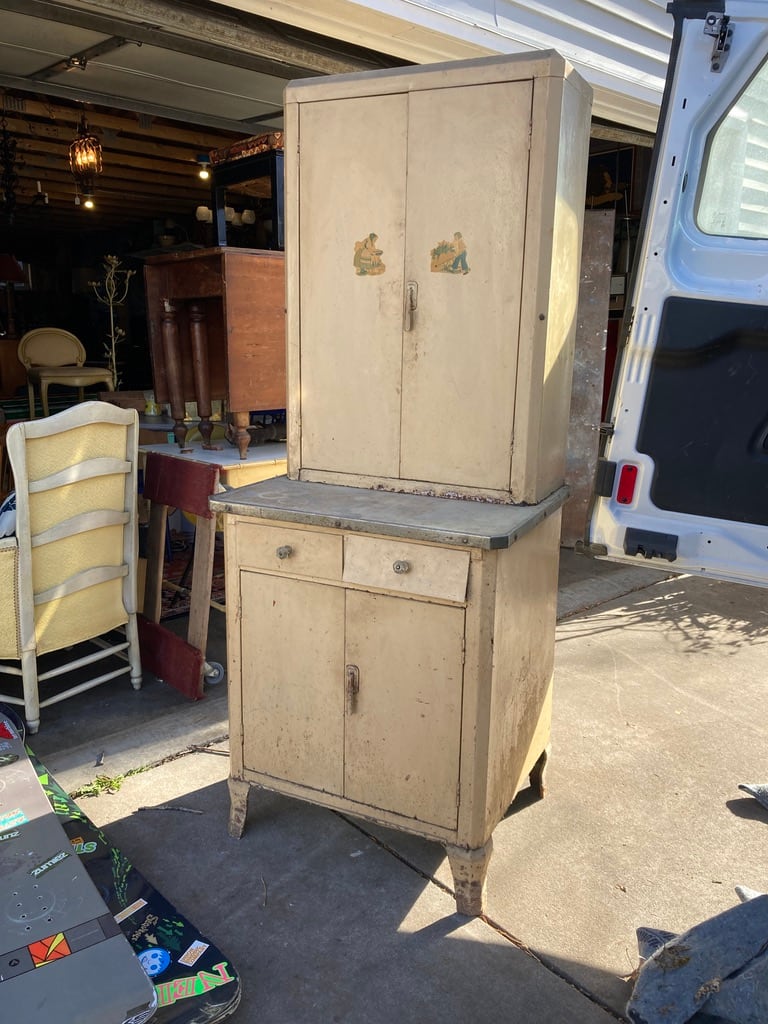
[0,401,142,732]
[17,327,114,418]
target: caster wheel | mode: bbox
[204,661,226,686]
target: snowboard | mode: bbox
[1,707,241,1023]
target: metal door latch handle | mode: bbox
[392,560,411,574]
[276,545,293,559]
[403,281,418,332]
[346,664,360,711]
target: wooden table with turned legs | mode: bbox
[145,247,285,458]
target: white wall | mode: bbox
[217,0,673,131]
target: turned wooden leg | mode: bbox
[228,776,251,838]
[232,410,250,460]
[160,299,188,449]
[445,837,493,916]
[529,744,551,799]
[189,301,213,448]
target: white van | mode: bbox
[586,0,768,588]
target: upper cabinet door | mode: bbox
[588,4,768,587]
[287,53,590,501]
[297,93,408,478]
[399,81,532,491]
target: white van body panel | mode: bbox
[588,0,768,588]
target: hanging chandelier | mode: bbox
[69,115,102,203]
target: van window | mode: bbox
[696,59,768,239]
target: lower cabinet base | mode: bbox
[226,745,551,917]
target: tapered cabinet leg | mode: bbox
[232,411,251,460]
[529,744,551,799]
[445,837,493,917]
[228,776,251,838]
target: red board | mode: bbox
[137,615,205,699]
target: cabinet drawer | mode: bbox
[236,521,342,579]
[343,535,469,602]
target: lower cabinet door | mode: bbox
[344,591,465,830]
[239,571,345,794]
[239,571,465,830]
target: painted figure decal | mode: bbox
[431,232,470,274]
[353,233,385,275]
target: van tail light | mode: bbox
[616,464,638,505]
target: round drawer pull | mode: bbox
[392,560,411,574]
[276,545,293,559]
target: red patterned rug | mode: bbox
[160,532,226,621]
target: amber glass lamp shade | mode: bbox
[69,117,103,186]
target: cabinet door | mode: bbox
[239,571,345,794]
[297,93,407,478]
[399,80,532,490]
[344,591,465,829]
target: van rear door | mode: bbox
[586,0,768,588]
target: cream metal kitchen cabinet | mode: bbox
[212,479,566,915]
[284,52,592,504]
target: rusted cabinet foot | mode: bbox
[228,776,251,838]
[529,744,551,799]
[445,838,493,916]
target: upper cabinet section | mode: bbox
[284,53,592,504]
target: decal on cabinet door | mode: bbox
[430,232,470,274]
[353,233,385,275]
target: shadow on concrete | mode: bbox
[82,766,623,1024]
[725,796,768,824]
[556,575,768,655]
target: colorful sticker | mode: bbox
[131,913,159,944]
[430,232,470,274]
[0,721,16,739]
[29,849,70,878]
[0,753,19,767]
[138,947,172,977]
[70,835,98,855]
[178,940,209,967]
[155,962,236,1007]
[353,233,385,275]
[0,807,27,829]
[114,897,148,924]
[29,932,72,967]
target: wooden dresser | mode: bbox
[144,247,285,458]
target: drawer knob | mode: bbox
[276,545,293,559]
[392,560,411,574]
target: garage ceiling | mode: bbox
[0,0,406,237]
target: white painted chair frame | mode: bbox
[0,401,142,732]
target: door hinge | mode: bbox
[574,539,608,557]
[704,13,732,72]
[594,459,617,497]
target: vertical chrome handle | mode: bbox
[346,664,360,712]
[403,281,418,331]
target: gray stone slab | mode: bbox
[211,477,569,549]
